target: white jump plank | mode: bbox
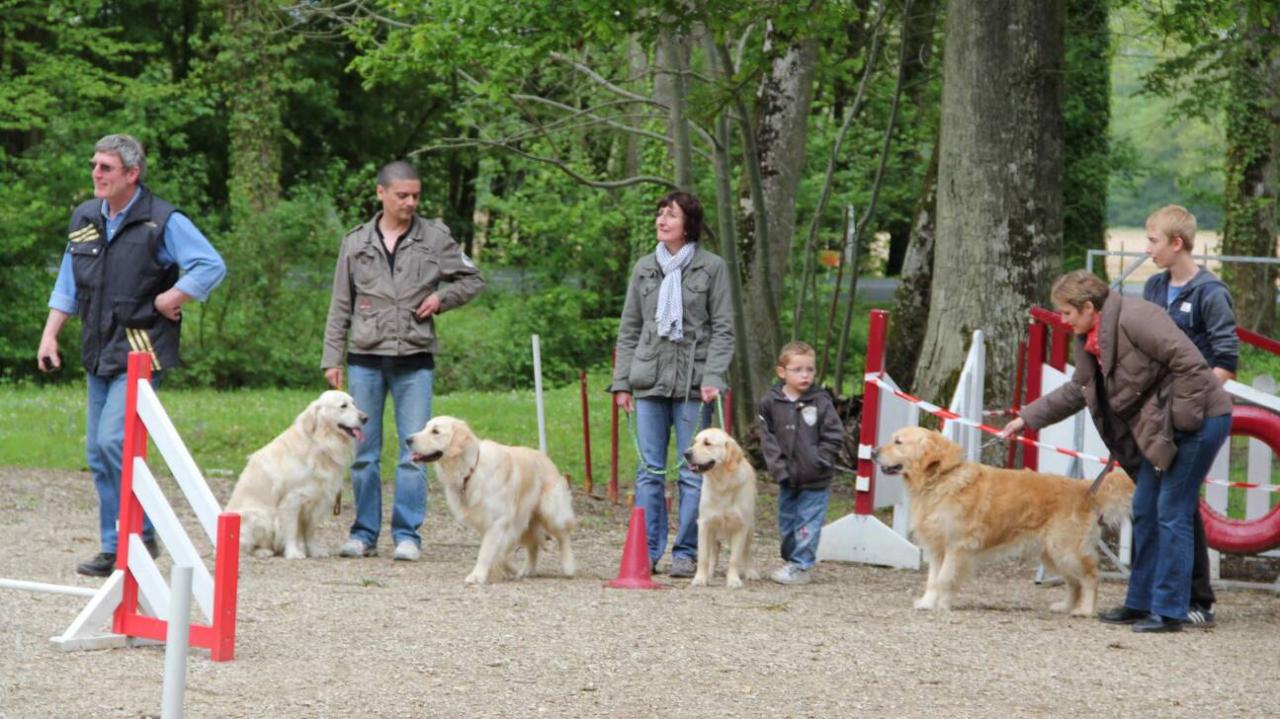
[136,380,222,544]
[131,459,214,622]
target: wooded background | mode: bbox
[2,0,1276,430]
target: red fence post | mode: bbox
[855,310,888,515]
[113,352,151,636]
[579,371,594,495]
[211,512,241,662]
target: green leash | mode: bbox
[625,394,725,479]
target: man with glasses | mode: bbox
[37,133,226,577]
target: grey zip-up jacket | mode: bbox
[1142,267,1238,374]
[609,244,735,398]
[757,383,846,490]
[322,214,484,368]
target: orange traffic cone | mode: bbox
[605,506,667,589]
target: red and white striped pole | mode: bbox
[854,310,888,515]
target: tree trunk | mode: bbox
[886,138,939,388]
[915,0,1065,406]
[655,30,693,189]
[1062,0,1110,270]
[223,0,282,220]
[738,27,819,394]
[1222,10,1279,336]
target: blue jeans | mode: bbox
[87,372,158,553]
[778,485,831,569]
[633,397,712,563]
[1125,413,1231,620]
[347,364,432,548]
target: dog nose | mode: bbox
[404,436,414,448]
[870,447,879,460]
[682,449,693,461]
[360,412,369,423]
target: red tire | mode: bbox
[1201,404,1280,554]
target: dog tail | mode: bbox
[1091,470,1135,529]
[538,469,577,533]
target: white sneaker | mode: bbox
[393,540,420,562]
[770,564,811,585]
[338,538,376,558]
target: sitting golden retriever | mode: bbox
[407,416,576,584]
[226,391,367,559]
[683,428,758,588]
[873,426,1133,615]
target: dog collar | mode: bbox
[461,456,479,490]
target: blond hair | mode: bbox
[1050,270,1109,311]
[777,341,816,368]
[1146,205,1197,252]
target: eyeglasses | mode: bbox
[89,161,120,173]
[784,367,816,375]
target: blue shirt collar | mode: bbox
[100,186,142,222]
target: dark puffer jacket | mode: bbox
[1020,290,1232,473]
[757,383,847,490]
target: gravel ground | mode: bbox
[2,466,1279,719]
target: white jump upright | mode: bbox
[30,351,241,660]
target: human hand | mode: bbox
[615,391,634,413]
[415,293,441,319]
[324,367,343,390]
[154,288,190,321]
[700,386,720,404]
[37,336,61,373]
[1212,367,1235,384]
[998,417,1026,439]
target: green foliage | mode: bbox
[1063,0,1112,269]
[437,287,617,393]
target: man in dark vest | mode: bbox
[37,134,226,577]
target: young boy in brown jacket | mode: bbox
[757,342,846,585]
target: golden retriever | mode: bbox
[226,391,367,559]
[683,428,758,588]
[407,416,576,584]
[873,426,1133,615]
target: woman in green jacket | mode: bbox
[609,191,735,578]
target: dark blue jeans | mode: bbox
[1125,413,1231,620]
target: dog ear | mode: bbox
[298,401,321,436]
[721,436,742,473]
[918,433,964,476]
[447,421,472,457]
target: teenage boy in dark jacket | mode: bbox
[1142,204,1238,627]
[757,341,846,585]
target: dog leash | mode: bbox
[1086,457,1118,496]
[624,392,725,478]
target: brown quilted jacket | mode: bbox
[1020,290,1232,472]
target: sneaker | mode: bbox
[393,540,420,562]
[668,556,696,578]
[76,552,117,577]
[1186,604,1216,628]
[1098,605,1147,624]
[770,564,811,585]
[1132,613,1183,633]
[338,538,377,558]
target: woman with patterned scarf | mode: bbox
[609,191,736,578]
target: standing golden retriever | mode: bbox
[226,391,367,559]
[406,416,576,584]
[683,428,758,588]
[873,426,1133,615]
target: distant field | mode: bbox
[1102,228,1279,285]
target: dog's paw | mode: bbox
[745,568,760,581]
[726,574,744,589]
[465,570,489,585]
[308,547,331,559]
[1050,599,1071,613]
[283,547,306,560]
[913,596,938,610]
[252,548,274,560]
[689,573,709,587]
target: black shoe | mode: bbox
[1186,604,1216,628]
[1098,605,1148,624]
[1133,613,1183,633]
[144,539,160,559]
[76,552,117,577]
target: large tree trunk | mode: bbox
[655,30,694,189]
[886,138,939,388]
[738,27,819,394]
[1222,10,1279,336]
[1062,0,1110,270]
[915,0,1065,406]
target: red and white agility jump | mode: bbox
[0,351,241,660]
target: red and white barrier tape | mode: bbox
[864,372,1280,494]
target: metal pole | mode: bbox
[532,335,547,454]
[161,564,193,719]
[0,578,96,598]
[579,371,593,495]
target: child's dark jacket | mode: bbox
[756,383,846,490]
